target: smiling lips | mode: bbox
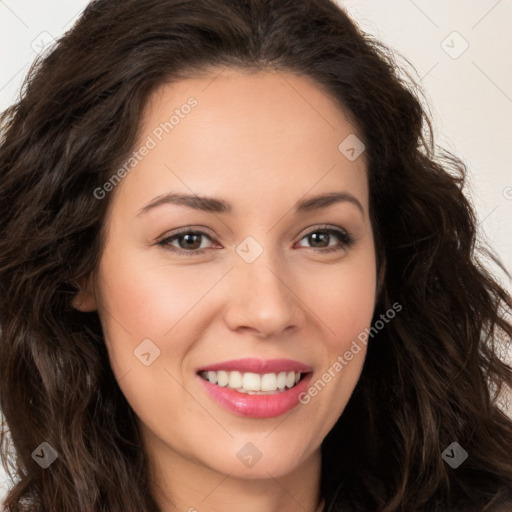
[196,358,313,418]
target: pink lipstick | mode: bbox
[196,358,313,418]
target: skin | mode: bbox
[74,68,377,512]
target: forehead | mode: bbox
[111,68,369,218]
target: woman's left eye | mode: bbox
[296,227,355,253]
[156,226,354,256]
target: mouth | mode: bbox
[195,358,313,418]
[198,369,308,395]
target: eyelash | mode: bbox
[156,225,355,257]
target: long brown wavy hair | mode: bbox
[1,0,511,510]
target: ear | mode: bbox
[71,273,98,312]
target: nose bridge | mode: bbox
[224,234,300,337]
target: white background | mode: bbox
[1,0,511,502]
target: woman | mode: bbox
[0,0,511,510]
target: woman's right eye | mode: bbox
[157,230,215,256]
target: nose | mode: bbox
[222,245,304,339]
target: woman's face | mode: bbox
[77,69,377,482]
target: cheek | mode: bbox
[93,249,206,426]
[306,247,377,351]
[94,244,234,401]
[93,249,191,385]
[96,248,214,340]
[297,242,376,417]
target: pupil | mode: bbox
[310,232,328,248]
[182,234,201,249]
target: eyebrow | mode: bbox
[136,190,364,217]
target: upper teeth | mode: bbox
[201,370,301,393]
